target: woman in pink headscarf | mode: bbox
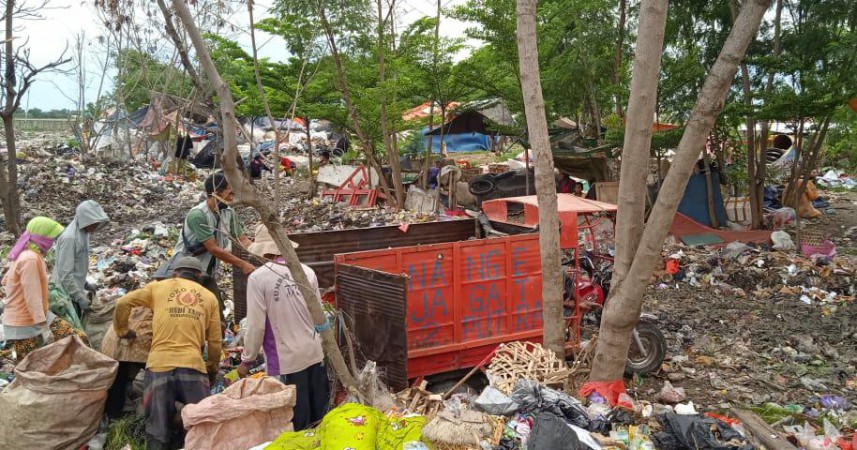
[2,217,89,363]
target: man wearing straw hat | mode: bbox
[237,224,329,431]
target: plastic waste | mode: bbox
[723,242,750,259]
[674,402,697,415]
[528,412,582,450]
[772,231,796,251]
[474,386,520,416]
[652,413,753,450]
[657,381,686,404]
[511,379,590,429]
[402,442,430,450]
[819,395,849,410]
[569,424,602,450]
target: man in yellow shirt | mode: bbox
[113,257,221,450]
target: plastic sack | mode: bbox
[802,240,836,259]
[182,377,296,450]
[83,292,116,351]
[768,207,796,229]
[657,381,687,404]
[512,379,590,429]
[772,231,796,251]
[319,403,382,450]
[265,429,321,450]
[529,412,582,450]
[475,386,521,416]
[422,409,493,446]
[377,415,430,450]
[651,413,754,450]
[579,380,633,410]
[101,306,153,363]
[0,336,118,450]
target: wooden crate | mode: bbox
[461,167,483,182]
[488,163,510,174]
[594,181,619,205]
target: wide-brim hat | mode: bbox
[247,224,298,257]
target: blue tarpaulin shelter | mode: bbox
[422,100,514,153]
[423,130,493,153]
[677,171,728,227]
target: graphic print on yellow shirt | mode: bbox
[113,278,221,374]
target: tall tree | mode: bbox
[272,0,401,206]
[516,0,564,358]
[169,0,360,394]
[590,0,771,382]
[0,0,70,235]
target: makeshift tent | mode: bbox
[192,139,220,169]
[677,170,728,228]
[423,100,514,153]
[423,129,494,153]
[90,108,138,156]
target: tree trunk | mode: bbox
[702,148,719,228]
[423,105,435,189]
[170,0,359,394]
[156,0,206,95]
[247,0,282,202]
[614,0,627,117]
[307,117,315,198]
[377,0,404,208]
[516,0,564,359]
[590,0,770,382]
[316,5,395,205]
[2,0,21,235]
[732,0,757,229]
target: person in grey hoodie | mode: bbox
[51,200,110,322]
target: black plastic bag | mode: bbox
[651,413,755,450]
[529,412,582,450]
[510,379,590,429]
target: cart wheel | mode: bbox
[427,376,484,396]
[624,322,666,376]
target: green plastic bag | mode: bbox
[377,415,433,450]
[319,403,381,450]
[48,282,84,330]
[265,429,321,450]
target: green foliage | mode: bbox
[106,415,146,450]
[15,108,75,119]
[115,49,193,110]
[825,107,857,168]
[452,0,625,130]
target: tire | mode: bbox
[625,322,666,376]
[469,176,497,196]
[427,374,485,396]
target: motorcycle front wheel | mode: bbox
[624,322,667,376]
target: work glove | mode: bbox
[120,329,137,340]
[40,327,55,346]
[84,281,99,294]
[76,295,91,314]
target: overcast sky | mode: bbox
[22,0,473,111]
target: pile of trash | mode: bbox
[816,169,857,190]
[656,239,855,310]
[231,340,856,450]
[15,150,202,237]
[276,197,449,233]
